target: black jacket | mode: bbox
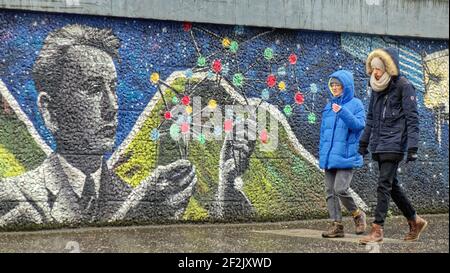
[360,48,419,156]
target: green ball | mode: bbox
[308,112,317,124]
[197,56,206,67]
[230,41,239,53]
[283,105,292,116]
[264,48,274,60]
[233,73,244,87]
[198,134,206,145]
[170,124,181,140]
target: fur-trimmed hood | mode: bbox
[365,47,400,76]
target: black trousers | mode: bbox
[373,159,416,226]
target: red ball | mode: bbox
[183,22,192,32]
[212,59,222,73]
[289,53,298,65]
[224,119,233,132]
[260,129,269,144]
[295,92,304,105]
[181,96,190,106]
[164,111,172,120]
[267,74,276,88]
[181,122,190,133]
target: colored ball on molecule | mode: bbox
[288,53,298,65]
[181,122,190,134]
[212,59,222,73]
[150,128,160,141]
[176,115,185,125]
[308,112,317,124]
[261,89,270,100]
[283,105,292,117]
[267,74,276,88]
[224,119,233,132]
[208,99,217,109]
[183,22,192,32]
[170,124,180,140]
[214,126,222,136]
[185,69,193,78]
[264,48,274,60]
[295,92,304,105]
[181,95,190,106]
[233,73,244,87]
[185,105,193,115]
[197,56,206,67]
[164,111,172,120]
[222,64,230,75]
[150,72,159,84]
[260,129,269,144]
[310,83,318,94]
[230,41,239,53]
[172,96,180,105]
[198,134,206,144]
[222,37,231,48]
[278,81,286,91]
[277,67,287,77]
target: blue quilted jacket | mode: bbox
[319,70,366,169]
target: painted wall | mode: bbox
[0,10,448,230]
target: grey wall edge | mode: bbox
[0,0,448,39]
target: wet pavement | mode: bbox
[0,214,447,253]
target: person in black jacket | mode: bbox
[358,47,428,244]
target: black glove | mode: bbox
[358,142,369,156]
[406,148,418,163]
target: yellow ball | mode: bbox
[208,99,217,109]
[222,37,231,48]
[150,72,160,84]
[278,81,286,91]
[186,105,193,115]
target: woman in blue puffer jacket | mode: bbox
[319,70,367,238]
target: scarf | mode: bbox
[370,71,391,92]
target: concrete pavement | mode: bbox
[0,214,447,253]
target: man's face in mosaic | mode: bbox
[50,45,118,155]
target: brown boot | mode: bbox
[322,221,345,238]
[352,210,367,235]
[404,215,428,241]
[359,223,383,245]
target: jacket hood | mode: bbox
[365,47,400,76]
[328,70,355,104]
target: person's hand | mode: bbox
[358,142,369,156]
[213,114,256,219]
[406,150,418,163]
[332,103,342,113]
[221,113,257,180]
[111,159,197,221]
